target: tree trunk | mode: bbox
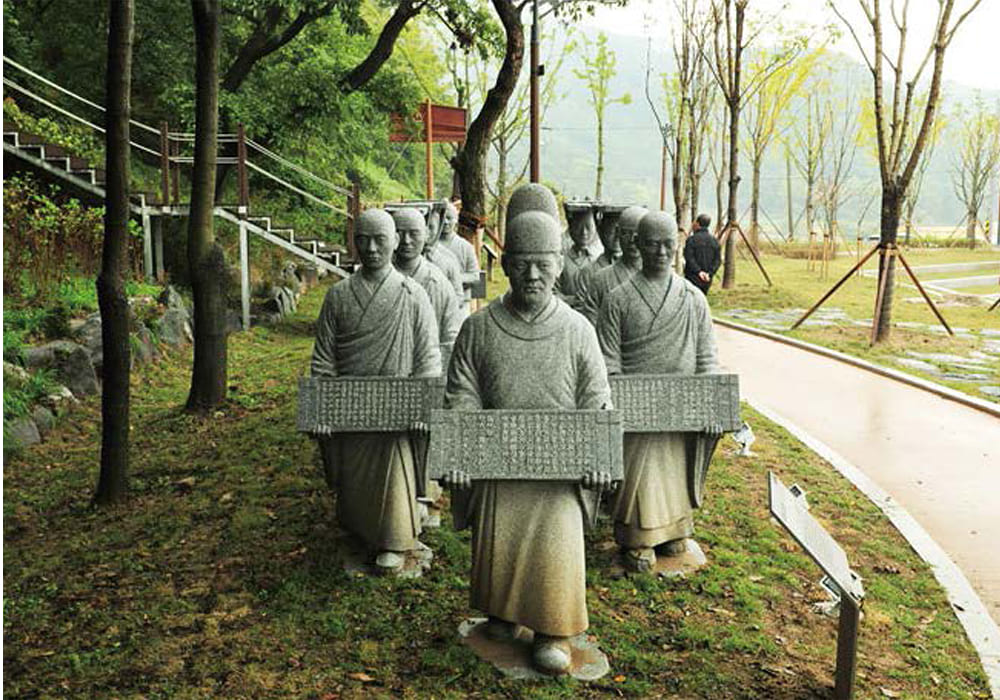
[722,96,741,289]
[94,0,134,506]
[453,0,523,236]
[967,208,978,248]
[595,114,605,199]
[186,0,228,412]
[496,135,508,242]
[874,186,902,343]
[750,155,762,253]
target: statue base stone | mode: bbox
[335,531,432,580]
[652,538,707,577]
[458,618,610,681]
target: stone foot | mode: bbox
[650,538,707,577]
[623,546,656,573]
[374,551,405,574]
[532,635,572,675]
[484,616,517,642]
[656,538,687,557]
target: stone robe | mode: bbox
[579,259,639,326]
[425,244,468,321]
[596,272,720,548]
[441,232,480,315]
[554,241,602,310]
[311,269,442,552]
[445,295,612,637]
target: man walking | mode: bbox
[682,214,721,295]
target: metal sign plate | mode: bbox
[609,374,741,432]
[427,409,624,481]
[768,472,864,600]
[297,376,445,433]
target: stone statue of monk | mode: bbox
[596,211,721,573]
[422,207,467,319]
[392,207,461,528]
[579,205,647,326]
[439,200,480,316]
[505,182,560,223]
[555,203,602,310]
[311,208,441,575]
[442,197,612,675]
[575,204,623,314]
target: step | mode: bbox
[18,132,45,145]
[3,132,18,145]
[69,169,96,185]
[69,156,89,170]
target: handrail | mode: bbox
[246,138,351,196]
[3,77,160,158]
[246,161,349,216]
[3,55,160,135]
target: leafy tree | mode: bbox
[574,32,631,200]
[95,0,134,506]
[951,97,1000,247]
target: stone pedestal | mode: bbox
[334,530,432,580]
[457,618,610,681]
[651,538,707,577]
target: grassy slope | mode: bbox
[710,248,1000,400]
[2,283,991,699]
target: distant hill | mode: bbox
[504,27,1000,236]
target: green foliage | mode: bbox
[3,99,103,163]
[3,367,56,421]
[2,176,143,304]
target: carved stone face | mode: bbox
[356,210,398,272]
[569,210,597,248]
[598,213,622,259]
[617,207,648,264]
[392,210,427,263]
[504,251,562,310]
[442,201,458,237]
[638,212,678,275]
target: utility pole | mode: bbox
[529,0,540,182]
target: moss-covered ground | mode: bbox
[3,282,992,699]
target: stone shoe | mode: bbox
[623,546,656,573]
[414,541,434,564]
[656,539,688,557]
[532,635,572,675]
[374,551,405,574]
[483,616,517,642]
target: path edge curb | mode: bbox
[747,398,1000,697]
[714,317,1000,419]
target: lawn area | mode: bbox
[709,246,1000,402]
[3,281,991,699]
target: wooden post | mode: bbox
[171,137,180,205]
[154,218,165,281]
[834,595,861,700]
[159,121,170,206]
[791,242,881,331]
[734,224,773,286]
[141,198,153,281]
[424,99,434,199]
[237,123,249,215]
[896,250,954,336]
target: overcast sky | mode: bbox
[581,0,999,92]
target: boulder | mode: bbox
[225,308,244,335]
[73,312,103,374]
[155,307,193,346]
[22,340,99,396]
[133,323,158,365]
[6,416,40,448]
[158,285,188,311]
[298,264,319,287]
[31,405,55,437]
[41,385,78,415]
[3,361,30,385]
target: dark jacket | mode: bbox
[683,228,722,283]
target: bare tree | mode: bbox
[830,0,984,342]
[817,89,860,249]
[186,0,228,412]
[951,97,1000,247]
[790,92,830,253]
[94,0,134,506]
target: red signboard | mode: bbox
[390,103,466,143]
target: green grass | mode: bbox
[709,247,1000,399]
[3,281,991,699]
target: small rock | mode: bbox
[41,385,78,414]
[31,406,55,437]
[155,308,193,346]
[894,358,937,373]
[133,323,158,365]
[3,361,30,384]
[6,416,41,448]
[22,340,99,396]
[979,386,1000,398]
[157,285,188,311]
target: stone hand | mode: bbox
[581,471,612,490]
[409,420,430,438]
[441,469,472,491]
[704,421,725,438]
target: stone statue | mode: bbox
[554,201,602,309]
[422,206,467,319]
[442,193,613,675]
[575,204,624,312]
[311,208,441,575]
[504,182,560,223]
[596,210,721,573]
[579,205,648,326]
[439,200,481,315]
[391,207,461,529]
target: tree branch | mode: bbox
[339,0,425,92]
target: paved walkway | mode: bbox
[715,324,1000,624]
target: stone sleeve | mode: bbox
[693,290,721,375]
[595,290,623,375]
[410,285,443,378]
[575,319,613,410]
[444,318,483,410]
[310,289,339,378]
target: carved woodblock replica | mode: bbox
[609,374,740,433]
[428,409,623,481]
[597,210,730,575]
[440,190,613,678]
[308,208,441,577]
[297,376,445,433]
